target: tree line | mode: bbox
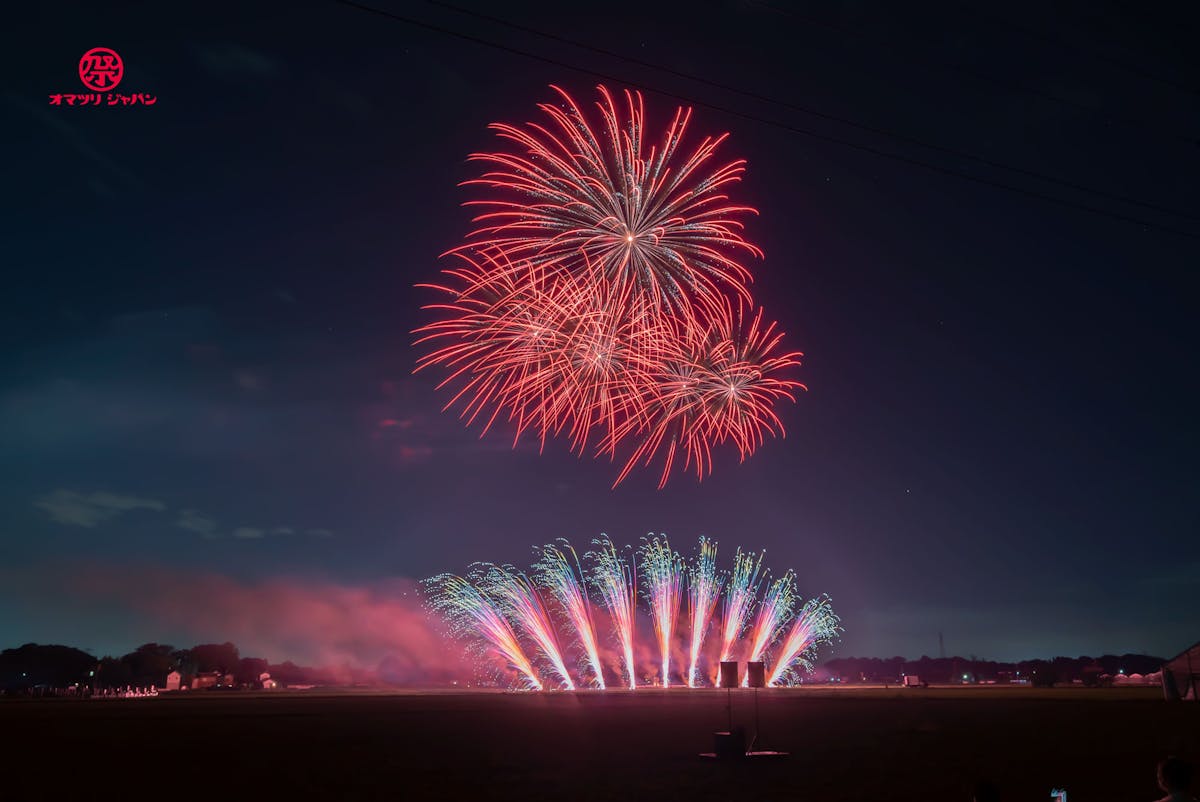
[1,642,1169,694]
[822,654,1166,686]
[0,642,351,693]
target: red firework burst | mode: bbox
[414,251,666,453]
[415,85,804,487]
[602,305,805,488]
[457,84,760,325]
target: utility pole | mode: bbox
[939,631,945,659]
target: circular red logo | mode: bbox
[78,48,123,91]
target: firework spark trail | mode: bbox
[534,540,606,689]
[768,595,842,687]
[743,570,796,685]
[685,537,724,688]
[716,549,765,683]
[639,535,685,687]
[480,564,575,690]
[586,536,638,690]
[422,572,543,690]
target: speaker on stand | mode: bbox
[701,662,744,759]
[744,661,787,758]
[746,661,765,752]
[715,661,743,757]
[700,661,788,760]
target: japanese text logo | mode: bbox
[50,48,156,107]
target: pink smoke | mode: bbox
[64,565,468,684]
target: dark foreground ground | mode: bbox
[2,686,1196,801]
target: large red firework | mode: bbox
[415,85,804,487]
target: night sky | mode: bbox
[4,0,1197,664]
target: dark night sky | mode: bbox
[3,0,1197,663]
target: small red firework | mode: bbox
[602,304,804,488]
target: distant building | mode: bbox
[191,671,223,690]
[164,671,182,691]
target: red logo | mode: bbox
[78,48,123,91]
[49,47,155,107]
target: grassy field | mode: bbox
[2,686,1196,800]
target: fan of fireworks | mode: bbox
[639,535,685,687]
[743,570,796,685]
[534,540,606,689]
[459,84,760,322]
[586,536,638,690]
[602,305,805,489]
[478,564,575,690]
[717,548,765,681]
[685,537,724,688]
[425,537,839,691]
[768,595,842,687]
[422,571,543,690]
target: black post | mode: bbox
[749,686,759,752]
[727,684,733,732]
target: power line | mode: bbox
[427,0,1200,223]
[747,0,1200,149]
[948,2,1199,98]
[333,0,1200,242]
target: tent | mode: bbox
[1161,641,1200,701]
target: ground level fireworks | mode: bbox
[424,535,840,690]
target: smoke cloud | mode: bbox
[2,563,468,684]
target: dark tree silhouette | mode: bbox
[0,644,95,690]
[122,643,175,687]
[236,657,269,685]
[190,642,240,674]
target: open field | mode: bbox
[2,686,1196,801]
